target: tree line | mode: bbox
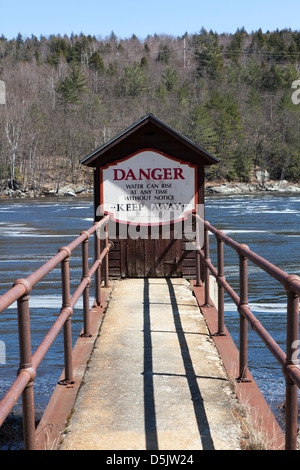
[0,27,300,192]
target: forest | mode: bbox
[0,27,300,194]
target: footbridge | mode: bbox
[0,114,299,451]
[0,214,299,450]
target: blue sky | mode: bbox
[1,0,300,40]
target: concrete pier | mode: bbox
[60,278,243,450]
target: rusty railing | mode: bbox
[0,215,111,450]
[193,214,300,450]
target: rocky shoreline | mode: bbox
[0,179,300,199]
[206,180,300,195]
[0,180,94,199]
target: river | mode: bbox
[0,194,299,435]
[206,193,300,420]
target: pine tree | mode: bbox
[233,142,254,182]
[194,29,224,79]
[120,62,148,97]
[162,66,178,92]
[89,51,105,73]
[156,44,172,64]
[246,87,261,111]
[207,91,244,179]
[55,64,87,107]
[226,27,247,63]
[186,105,218,153]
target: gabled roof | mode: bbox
[80,113,219,167]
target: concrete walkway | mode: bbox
[60,278,243,450]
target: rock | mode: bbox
[57,186,77,197]
[264,184,278,191]
[4,189,14,197]
[42,189,57,197]
[63,189,77,197]
[255,170,270,184]
[15,190,27,198]
[264,182,300,192]
[206,184,251,194]
[285,185,300,192]
[74,185,85,194]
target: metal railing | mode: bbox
[193,214,300,450]
[0,215,112,450]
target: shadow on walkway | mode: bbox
[143,278,214,450]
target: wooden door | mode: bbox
[106,217,197,279]
[124,222,191,277]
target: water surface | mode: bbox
[205,193,300,418]
[0,194,299,429]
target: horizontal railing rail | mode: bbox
[0,215,111,450]
[193,214,300,450]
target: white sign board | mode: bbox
[101,149,197,225]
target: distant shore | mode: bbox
[0,179,300,199]
[205,180,300,195]
[0,182,93,199]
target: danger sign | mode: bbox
[100,149,197,225]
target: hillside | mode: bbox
[0,27,300,194]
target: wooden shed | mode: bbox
[80,113,219,279]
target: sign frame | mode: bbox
[100,148,198,226]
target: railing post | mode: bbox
[104,223,110,287]
[238,245,250,382]
[195,251,201,287]
[81,232,91,337]
[284,275,299,450]
[14,279,36,450]
[95,224,102,306]
[204,226,211,307]
[216,234,225,335]
[59,247,74,384]
[195,217,202,287]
